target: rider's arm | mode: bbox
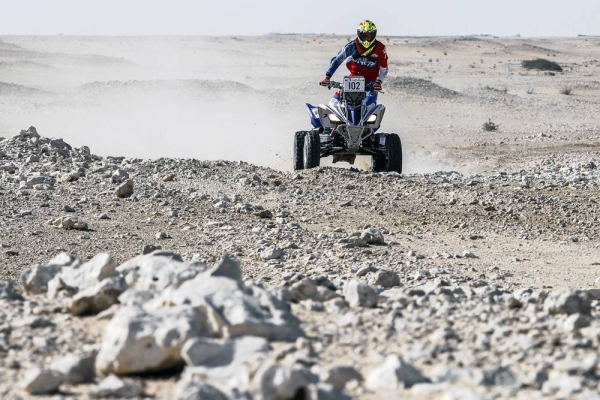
[325,42,356,78]
[376,43,389,82]
[377,66,389,82]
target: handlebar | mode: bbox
[324,80,384,93]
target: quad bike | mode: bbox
[294,76,402,173]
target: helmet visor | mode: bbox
[358,32,375,43]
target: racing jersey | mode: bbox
[325,38,389,84]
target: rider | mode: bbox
[320,20,388,107]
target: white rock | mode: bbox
[164,274,301,340]
[111,169,129,184]
[182,336,269,368]
[89,375,141,398]
[50,353,96,384]
[18,365,64,395]
[52,216,89,230]
[115,179,134,198]
[320,366,363,389]
[360,228,385,244]
[0,280,24,301]
[290,278,337,302]
[173,381,230,400]
[252,362,313,400]
[180,336,270,392]
[541,373,582,397]
[260,246,284,260]
[544,290,591,316]
[563,313,591,332]
[462,250,477,259]
[21,253,81,294]
[369,269,401,288]
[69,277,127,316]
[117,251,204,291]
[366,355,429,390]
[52,252,117,294]
[343,281,378,308]
[208,253,242,282]
[95,306,205,375]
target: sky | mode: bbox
[1,0,599,37]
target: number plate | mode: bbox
[343,77,365,93]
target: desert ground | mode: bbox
[1,35,600,399]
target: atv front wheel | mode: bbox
[303,131,321,169]
[371,152,386,173]
[293,131,306,171]
[385,133,403,173]
[374,133,402,173]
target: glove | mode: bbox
[373,80,382,91]
[319,76,331,87]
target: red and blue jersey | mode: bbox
[325,38,389,83]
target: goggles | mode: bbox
[358,32,375,42]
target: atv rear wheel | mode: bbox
[303,131,321,169]
[293,131,306,171]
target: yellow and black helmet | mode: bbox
[357,20,377,48]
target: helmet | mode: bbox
[357,20,377,48]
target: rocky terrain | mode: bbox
[1,126,600,399]
[1,35,600,399]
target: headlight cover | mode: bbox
[328,114,341,123]
[366,114,378,123]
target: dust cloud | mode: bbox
[8,91,301,168]
[0,35,464,174]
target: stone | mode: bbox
[12,126,40,141]
[343,281,378,308]
[111,169,129,184]
[50,353,96,384]
[541,373,582,397]
[164,274,301,341]
[356,266,374,277]
[544,290,592,316]
[69,276,127,316]
[89,375,142,398]
[316,384,353,400]
[461,250,477,259]
[173,381,230,400]
[117,251,203,291]
[208,253,242,282]
[21,253,80,294]
[342,237,368,248]
[95,306,205,375]
[181,336,269,368]
[260,246,284,260]
[52,216,89,230]
[369,269,401,288]
[0,280,24,301]
[142,244,161,254]
[290,278,338,302]
[18,365,64,395]
[115,179,134,198]
[365,355,429,390]
[481,366,520,389]
[252,362,314,400]
[320,366,363,389]
[563,313,591,332]
[360,228,385,244]
[553,354,598,375]
[118,288,158,307]
[51,252,118,295]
